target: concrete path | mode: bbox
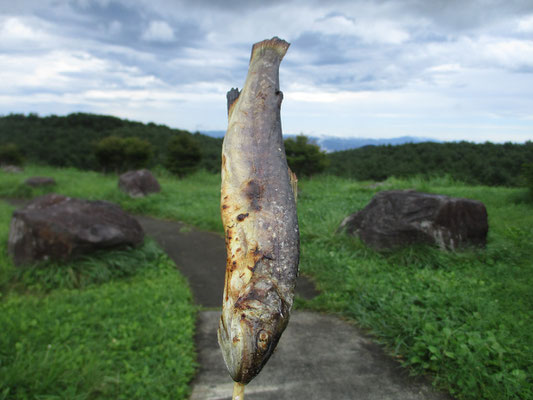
[190,311,450,400]
[136,216,452,400]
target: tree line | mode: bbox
[327,141,533,187]
[1,113,531,191]
[0,113,222,176]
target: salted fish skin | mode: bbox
[218,37,299,385]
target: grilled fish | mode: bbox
[218,37,299,385]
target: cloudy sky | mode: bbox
[1,0,532,142]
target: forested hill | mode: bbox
[327,141,533,187]
[2,113,532,187]
[0,113,222,172]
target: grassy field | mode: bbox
[1,166,532,399]
[0,165,221,232]
[0,178,197,399]
[298,176,533,400]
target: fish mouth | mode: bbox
[217,314,245,381]
[218,266,293,384]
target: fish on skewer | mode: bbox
[218,37,299,389]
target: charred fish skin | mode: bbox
[218,37,299,385]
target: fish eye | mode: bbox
[256,330,270,351]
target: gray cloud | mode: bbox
[35,0,205,55]
[1,0,532,141]
[291,32,359,66]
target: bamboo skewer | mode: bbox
[232,382,245,400]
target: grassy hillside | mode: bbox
[0,165,221,232]
[1,166,532,399]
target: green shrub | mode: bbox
[326,140,533,187]
[0,113,222,172]
[94,136,153,172]
[164,134,202,176]
[0,143,23,166]
[3,240,163,294]
[522,162,533,200]
[284,135,328,177]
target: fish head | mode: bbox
[218,276,290,384]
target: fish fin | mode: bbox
[250,37,290,64]
[227,88,240,118]
[288,168,298,204]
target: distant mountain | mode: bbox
[200,130,439,152]
[201,130,226,138]
[314,136,440,152]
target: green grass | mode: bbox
[297,175,533,400]
[1,262,197,400]
[0,203,15,290]
[1,187,197,399]
[3,238,173,294]
[0,165,221,232]
[2,166,532,399]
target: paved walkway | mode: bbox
[136,216,452,400]
[190,311,450,400]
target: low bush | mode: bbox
[3,239,163,294]
[94,136,153,173]
[284,135,328,177]
[0,143,23,166]
[164,134,202,177]
[522,162,533,200]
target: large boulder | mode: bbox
[25,176,56,187]
[8,194,144,266]
[118,169,161,198]
[339,190,488,251]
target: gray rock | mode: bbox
[339,190,488,251]
[118,169,161,198]
[365,181,389,189]
[8,194,144,266]
[24,176,56,187]
[1,165,23,173]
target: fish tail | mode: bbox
[250,37,290,63]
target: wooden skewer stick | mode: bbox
[233,382,245,400]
